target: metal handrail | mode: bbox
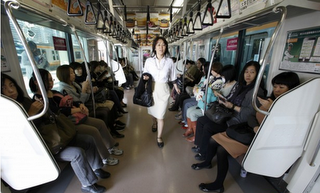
[103,40,116,90]
[180,39,192,93]
[4,0,49,121]
[69,24,96,117]
[203,27,224,111]
[109,42,121,73]
[252,6,287,115]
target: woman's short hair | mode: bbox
[151,36,170,57]
[211,62,223,74]
[56,65,72,83]
[89,61,100,73]
[220,65,236,82]
[198,58,206,65]
[69,62,83,70]
[272,71,300,90]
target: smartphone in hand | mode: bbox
[218,95,226,102]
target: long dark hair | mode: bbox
[238,61,261,86]
[29,69,50,93]
[151,36,170,57]
[1,73,25,103]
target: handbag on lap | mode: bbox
[205,101,233,124]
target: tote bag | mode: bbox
[38,112,77,154]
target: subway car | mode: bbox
[1,0,320,193]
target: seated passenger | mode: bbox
[1,73,110,193]
[98,60,127,108]
[183,62,222,142]
[56,65,125,138]
[169,59,204,111]
[120,58,134,90]
[192,71,300,192]
[89,61,128,115]
[29,69,123,165]
[193,61,266,161]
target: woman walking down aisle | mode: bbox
[143,37,181,148]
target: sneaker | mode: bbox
[109,147,123,156]
[102,156,119,166]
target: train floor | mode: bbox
[2,86,281,193]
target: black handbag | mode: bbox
[226,123,255,145]
[94,88,109,103]
[205,101,233,124]
[133,87,153,107]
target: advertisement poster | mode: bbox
[280,27,320,74]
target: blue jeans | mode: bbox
[54,134,103,187]
[182,98,197,123]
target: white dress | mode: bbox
[143,56,177,119]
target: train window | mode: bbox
[71,34,89,63]
[240,24,276,80]
[210,34,237,66]
[9,19,69,96]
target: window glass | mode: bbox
[241,26,276,82]
[209,35,237,66]
[71,34,92,64]
[9,19,68,96]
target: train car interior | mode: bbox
[1,0,320,193]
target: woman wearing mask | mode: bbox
[29,69,123,165]
[143,36,181,148]
[1,73,109,193]
[56,65,125,138]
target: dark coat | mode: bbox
[134,72,153,98]
[133,73,153,107]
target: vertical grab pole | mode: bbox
[252,6,287,115]
[109,42,121,73]
[103,40,115,90]
[203,27,224,111]
[4,0,49,121]
[181,39,192,94]
[69,25,96,117]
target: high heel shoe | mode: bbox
[157,137,164,148]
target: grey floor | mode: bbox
[3,87,280,193]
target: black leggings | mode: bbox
[201,139,229,189]
[195,115,227,157]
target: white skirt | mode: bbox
[148,82,170,119]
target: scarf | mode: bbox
[227,82,255,106]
